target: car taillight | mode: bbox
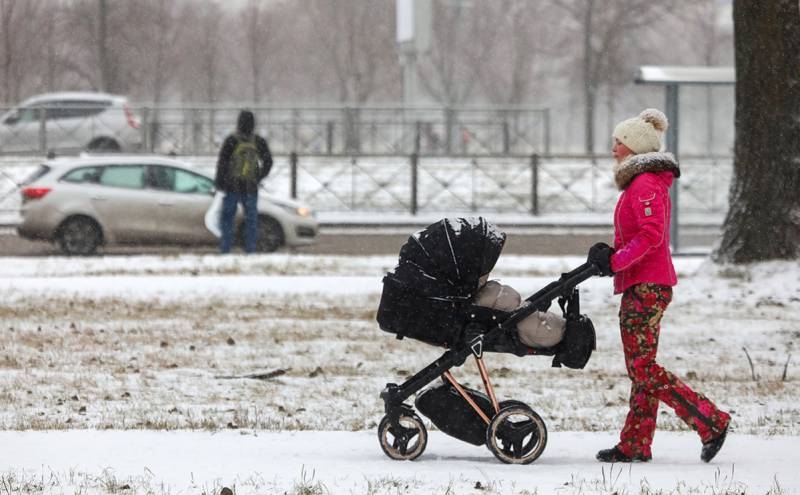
[123,103,140,129]
[22,187,52,201]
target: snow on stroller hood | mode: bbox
[392,217,506,301]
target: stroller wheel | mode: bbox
[486,405,547,464]
[499,399,528,410]
[378,413,428,461]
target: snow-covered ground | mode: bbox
[0,252,798,494]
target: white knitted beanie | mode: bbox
[612,108,668,154]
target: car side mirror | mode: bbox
[4,115,19,126]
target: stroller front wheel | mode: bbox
[378,413,428,461]
[486,405,547,464]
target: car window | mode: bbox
[2,109,21,125]
[21,164,51,185]
[99,165,145,189]
[173,168,214,194]
[148,165,175,191]
[46,100,109,120]
[14,106,42,124]
[61,166,102,184]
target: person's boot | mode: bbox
[596,446,651,463]
[701,426,728,462]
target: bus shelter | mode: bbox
[635,65,735,253]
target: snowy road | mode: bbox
[0,430,794,494]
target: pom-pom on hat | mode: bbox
[612,108,668,155]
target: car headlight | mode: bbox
[274,201,313,217]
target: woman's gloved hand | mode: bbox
[588,242,615,276]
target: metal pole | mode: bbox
[351,156,356,209]
[665,84,680,253]
[140,107,150,152]
[326,121,334,155]
[530,153,539,215]
[290,152,298,199]
[410,153,418,215]
[445,108,454,155]
[471,158,477,212]
[38,108,47,154]
[502,121,510,155]
[543,108,551,156]
[414,121,421,154]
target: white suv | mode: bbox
[0,92,142,154]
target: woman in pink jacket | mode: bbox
[588,109,730,463]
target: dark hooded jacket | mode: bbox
[214,110,273,194]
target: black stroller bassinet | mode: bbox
[376,217,599,464]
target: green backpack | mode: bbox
[230,135,260,182]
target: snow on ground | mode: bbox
[0,252,798,494]
[0,430,794,495]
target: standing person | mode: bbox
[214,110,273,254]
[587,108,730,463]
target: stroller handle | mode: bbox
[560,261,602,288]
[502,262,600,327]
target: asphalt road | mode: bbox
[0,227,718,257]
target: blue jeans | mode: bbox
[220,192,259,253]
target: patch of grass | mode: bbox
[289,466,327,495]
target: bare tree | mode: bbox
[552,0,677,154]
[306,0,397,104]
[240,0,280,103]
[478,1,555,105]
[417,0,499,106]
[130,0,186,105]
[0,0,45,103]
[714,0,800,262]
[94,0,130,93]
[58,0,129,92]
[184,2,228,104]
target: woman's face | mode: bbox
[612,138,634,163]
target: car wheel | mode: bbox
[86,137,121,152]
[56,217,102,255]
[257,216,284,252]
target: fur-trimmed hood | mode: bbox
[614,151,680,190]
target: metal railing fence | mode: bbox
[0,153,731,227]
[0,104,551,157]
[280,153,731,216]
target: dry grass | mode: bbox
[1,283,798,436]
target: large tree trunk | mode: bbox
[714,0,800,263]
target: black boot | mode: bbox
[596,446,651,463]
[701,426,728,463]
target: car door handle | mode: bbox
[90,196,108,201]
[158,200,176,206]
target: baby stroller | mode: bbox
[376,217,600,464]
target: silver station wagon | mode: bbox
[17,155,318,255]
[0,92,142,153]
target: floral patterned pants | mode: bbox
[616,283,730,458]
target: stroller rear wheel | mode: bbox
[486,405,547,464]
[378,413,428,461]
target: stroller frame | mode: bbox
[378,262,599,464]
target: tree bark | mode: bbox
[714,0,800,262]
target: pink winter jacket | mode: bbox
[610,152,680,294]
